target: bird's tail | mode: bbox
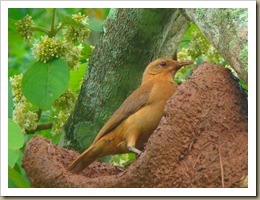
[68,144,103,173]
[68,136,116,173]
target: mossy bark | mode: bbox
[62,8,189,152]
[182,8,248,84]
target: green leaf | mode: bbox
[112,153,136,167]
[8,166,30,188]
[220,60,229,65]
[15,151,31,185]
[8,18,17,32]
[178,22,198,52]
[8,119,24,167]
[69,63,87,92]
[59,12,85,28]
[186,23,197,37]
[87,19,104,32]
[80,43,92,59]
[35,129,61,145]
[8,18,24,46]
[8,80,14,118]
[22,58,70,109]
[239,79,248,93]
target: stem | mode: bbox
[25,122,53,134]
[41,114,57,119]
[31,26,50,36]
[31,9,61,37]
[49,8,57,37]
[49,9,63,37]
[36,109,42,122]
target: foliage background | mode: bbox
[8,8,110,188]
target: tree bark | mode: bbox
[22,63,247,188]
[62,8,190,152]
[182,8,248,84]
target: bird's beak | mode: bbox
[176,60,193,70]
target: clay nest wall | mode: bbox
[22,63,248,188]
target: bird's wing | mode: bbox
[93,82,154,143]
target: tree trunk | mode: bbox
[62,8,189,152]
[22,63,248,188]
[181,8,248,84]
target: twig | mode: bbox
[193,142,212,168]
[193,153,202,168]
[31,26,50,35]
[25,122,53,134]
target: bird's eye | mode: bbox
[159,61,167,67]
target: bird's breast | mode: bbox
[148,81,177,104]
[123,81,177,147]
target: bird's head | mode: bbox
[142,58,193,84]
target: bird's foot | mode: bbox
[114,166,125,172]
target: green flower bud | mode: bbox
[15,15,34,41]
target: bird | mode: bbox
[68,58,193,173]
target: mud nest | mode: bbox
[22,63,248,188]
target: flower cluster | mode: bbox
[15,15,34,41]
[72,12,89,25]
[177,48,192,61]
[13,96,38,132]
[178,28,223,64]
[10,75,38,132]
[187,30,210,59]
[205,45,222,63]
[52,89,78,112]
[51,111,70,135]
[31,36,84,69]
[63,12,91,43]
[51,89,78,135]
[9,74,23,103]
[12,10,92,135]
[32,36,65,63]
[62,43,83,70]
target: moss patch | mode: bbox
[240,44,248,72]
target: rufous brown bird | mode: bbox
[68,58,192,173]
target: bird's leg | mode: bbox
[127,134,142,155]
[127,132,142,155]
[128,146,142,155]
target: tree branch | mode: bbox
[182,8,248,84]
[25,122,53,134]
